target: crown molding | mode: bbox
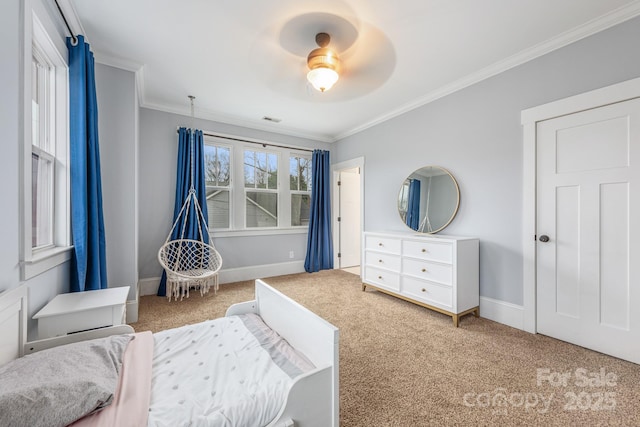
[334,1,640,141]
[140,101,336,143]
[94,51,143,73]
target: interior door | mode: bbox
[536,97,640,364]
[338,168,361,268]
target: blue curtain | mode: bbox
[68,35,107,292]
[304,150,333,272]
[157,128,209,296]
[406,179,421,230]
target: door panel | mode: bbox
[339,168,361,268]
[599,182,629,330]
[555,185,580,319]
[536,97,640,364]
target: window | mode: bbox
[203,135,316,234]
[290,155,312,226]
[31,46,55,249]
[204,144,231,229]
[244,149,278,228]
[21,13,71,279]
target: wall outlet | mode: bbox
[289,251,294,259]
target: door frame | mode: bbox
[520,76,640,333]
[331,157,365,270]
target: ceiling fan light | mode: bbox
[306,33,341,92]
[307,67,339,92]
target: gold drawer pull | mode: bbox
[421,268,427,272]
[378,242,383,246]
[378,275,383,280]
[378,259,383,263]
[421,288,426,292]
[421,248,427,253]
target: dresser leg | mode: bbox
[452,314,459,327]
[361,283,367,292]
[473,307,480,317]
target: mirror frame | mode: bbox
[398,165,460,234]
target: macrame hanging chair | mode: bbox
[158,97,222,301]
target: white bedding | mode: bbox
[147,313,315,427]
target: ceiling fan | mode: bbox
[249,11,396,101]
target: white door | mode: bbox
[536,97,640,363]
[338,168,361,268]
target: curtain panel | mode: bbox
[406,178,421,230]
[158,128,209,296]
[68,35,107,292]
[304,150,333,272]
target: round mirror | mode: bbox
[397,166,460,233]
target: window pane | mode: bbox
[244,151,254,188]
[204,145,230,187]
[256,151,267,189]
[246,191,277,228]
[32,56,50,151]
[267,153,278,189]
[290,156,311,191]
[32,152,53,248]
[206,188,229,229]
[245,150,278,190]
[291,194,311,226]
[301,157,311,192]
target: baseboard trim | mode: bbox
[126,299,138,323]
[138,261,306,296]
[139,278,160,297]
[479,296,524,330]
[219,261,305,284]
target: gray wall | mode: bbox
[95,63,139,300]
[0,0,71,340]
[0,1,140,339]
[334,16,640,305]
[138,108,330,280]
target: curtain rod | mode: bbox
[54,0,78,44]
[176,128,314,153]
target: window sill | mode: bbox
[212,228,308,238]
[22,246,73,280]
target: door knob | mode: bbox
[539,235,550,242]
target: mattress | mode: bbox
[147,313,315,427]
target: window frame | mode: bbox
[21,11,72,280]
[289,153,313,228]
[203,135,314,237]
[203,141,233,231]
[243,147,280,229]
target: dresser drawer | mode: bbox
[365,235,401,254]
[403,277,452,309]
[403,258,452,285]
[403,240,452,264]
[365,251,401,271]
[364,266,400,291]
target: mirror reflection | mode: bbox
[398,166,460,233]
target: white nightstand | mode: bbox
[33,286,130,339]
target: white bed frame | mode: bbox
[0,280,339,427]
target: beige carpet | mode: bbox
[131,270,640,426]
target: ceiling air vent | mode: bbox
[262,116,282,123]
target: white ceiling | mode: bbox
[67,0,640,142]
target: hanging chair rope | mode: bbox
[158,97,222,301]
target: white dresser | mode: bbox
[362,231,479,326]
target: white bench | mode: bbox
[33,287,130,339]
